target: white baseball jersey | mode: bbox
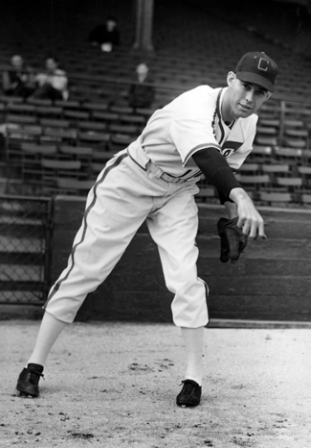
[128,85,258,179]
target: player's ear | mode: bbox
[227,71,236,87]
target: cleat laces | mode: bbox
[27,370,45,385]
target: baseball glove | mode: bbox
[217,217,248,264]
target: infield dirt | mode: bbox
[1,321,310,448]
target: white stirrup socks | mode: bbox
[27,312,67,368]
[181,326,205,386]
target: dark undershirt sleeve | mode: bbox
[192,147,242,201]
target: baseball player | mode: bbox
[16,51,278,407]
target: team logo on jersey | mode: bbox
[221,141,243,158]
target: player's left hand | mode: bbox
[217,217,248,263]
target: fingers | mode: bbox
[239,217,266,239]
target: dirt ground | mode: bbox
[0,321,310,448]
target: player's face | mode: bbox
[226,74,270,119]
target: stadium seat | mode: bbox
[54,100,80,109]
[35,106,63,118]
[274,177,303,192]
[27,98,53,106]
[109,134,134,152]
[77,131,110,149]
[58,145,93,174]
[236,174,271,190]
[56,178,94,195]
[63,110,90,121]
[261,164,290,175]
[77,121,107,132]
[259,191,293,205]
[7,103,36,115]
[41,127,77,145]
[195,187,216,202]
[92,111,119,123]
[119,114,146,125]
[0,95,23,104]
[273,147,303,164]
[109,124,138,135]
[238,163,261,174]
[83,102,109,113]
[6,114,38,125]
[40,118,70,128]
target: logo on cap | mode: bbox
[258,58,269,72]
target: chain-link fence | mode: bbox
[0,195,52,305]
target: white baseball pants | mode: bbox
[44,149,209,328]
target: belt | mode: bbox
[127,149,194,184]
[146,161,185,184]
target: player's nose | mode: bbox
[245,89,255,103]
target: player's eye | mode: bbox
[242,83,251,91]
[256,89,266,96]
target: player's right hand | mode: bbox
[229,187,266,239]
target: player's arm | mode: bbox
[192,147,265,238]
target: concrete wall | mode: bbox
[49,196,311,323]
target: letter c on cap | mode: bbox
[258,58,269,72]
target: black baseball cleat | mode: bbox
[16,363,44,397]
[176,379,202,407]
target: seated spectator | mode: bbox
[32,57,68,101]
[2,55,35,98]
[128,63,155,109]
[88,16,120,52]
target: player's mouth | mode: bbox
[238,103,253,113]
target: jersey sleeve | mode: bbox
[167,88,221,166]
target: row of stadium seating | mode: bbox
[2,129,310,204]
[1,94,310,151]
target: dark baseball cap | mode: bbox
[235,52,278,92]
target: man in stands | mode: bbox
[88,16,121,52]
[2,54,35,98]
[31,56,69,101]
[128,62,155,109]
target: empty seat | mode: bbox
[7,103,35,114]
[259,191,293,204]
[6,114,37,125]
[40,118,70,128]
[27,98,53,106]
[83,102,109,112]
[77,121,107,132]
[261,164,290,175]
[56,178,94,195]
[109,134,134,152]
[236,174,270,190]
[238,163,260,173]
[195,187,216,201]
[110,124,138,135]
[63,110,90,121]
[35,106,63,117]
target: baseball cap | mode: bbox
[235,52,278,92]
